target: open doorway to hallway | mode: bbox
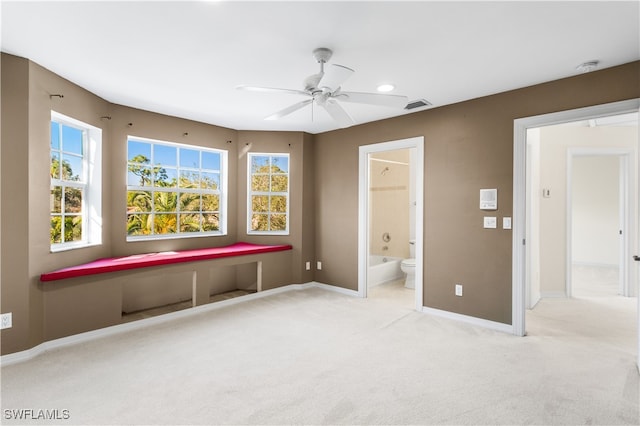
[526,112,638,303]
[514,101,639,370]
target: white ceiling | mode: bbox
[2,1,639,134]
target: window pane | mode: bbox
[127,213,152,236]
[50,153,61,179]
[271,156,288,173]
[252,175,269,191]
[128,166,152,186]
[64,216,83,242]
[50,217,62,243]
[201,172,219,190]
[62,125,83,155]
[127,190,152,213]
[179,170,200,188]
[50,114,101,249]
[154,214,177,234]
[251,156,269,173]
[179,213,201,232]
[202,194,219,211]
[179,193,200,212]
[251,214,269,231]
[271,195,287,213]
[62,154,83,181]
[152,167,169,187]
[64,188,83,213]
[128,141,152,163]
[202,213,219,231]
[126,137,225,240]
[202,152,220,171]
[180,148,200,169]
[154,144,177,167]
[270,214,287,231]
[271,175,288,192]
[153,192,177,212]
[51,122,60,149]
[252,195,269,212]
[157,167,177,188]
[50,187,62,213]
[248,153,289,234]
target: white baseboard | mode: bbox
[3,282,519,365]
[571,261,618,269]
[310,281,360,297]
[541,291,567,298]
[421,306,514,334]
[0,282,360,366]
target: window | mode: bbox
[126,137,227,240]
[50,111,102,251]
[248,153,289,234]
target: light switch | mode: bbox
[503,217,512,230]
[483,217,497,229]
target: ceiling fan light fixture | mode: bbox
[377,84,395,92]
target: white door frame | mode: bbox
[358,136,424,311]
[566,148,632,298]
[512,98,639,370]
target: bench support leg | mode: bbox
[257,261,262,292]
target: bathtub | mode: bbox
[368,255,404,287]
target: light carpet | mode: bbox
[1,280,638,425]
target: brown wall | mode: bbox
[314,61,640,324]
[0,53,312,354]
[109,105,238,254]
[236,131,315,284]
[1,55,36,354]
[1,51,638,354]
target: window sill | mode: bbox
[246,231,290,236]
[126,232,226,243]
[50,241,102,253]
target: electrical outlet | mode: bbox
[1,313,12,330]
[455,284,463,297]
[305,261,311,271]
[317,261,322,270]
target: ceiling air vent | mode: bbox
[404,99,432,110]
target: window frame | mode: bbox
[247,152,290,235]
[50,111,102,252]
[126,136,228,241]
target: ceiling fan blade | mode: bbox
[336,91,409,109]
[265,99,313,120]
[236,85,309,97]
[323,99,354,128]
[318,64,354,92]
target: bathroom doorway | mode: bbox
[358,137,424,311]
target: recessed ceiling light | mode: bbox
[576,60,600,73]
[377,84,395,92]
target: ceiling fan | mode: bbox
[237,48,409,128]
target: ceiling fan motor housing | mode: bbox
[312,47,333,64]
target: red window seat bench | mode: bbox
[40,242,293,282]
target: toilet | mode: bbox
[400,240,416,289]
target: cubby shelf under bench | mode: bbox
[39,242,293,341]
